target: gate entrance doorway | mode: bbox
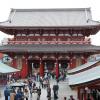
[58,60,70,72]
[43,60,55,73]
[28,60,40,76]
[27,59,69,77]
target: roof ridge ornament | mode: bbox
[8,9,16,23]
[87,19,100,24]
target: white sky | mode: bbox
[0,0,100,45]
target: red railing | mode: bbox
[2,40,90,45]
[9,36,85,41]
[2,37,91,45]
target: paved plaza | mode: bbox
[0,79,77,100]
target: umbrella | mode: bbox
[9,82,28,87]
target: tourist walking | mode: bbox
[47,85,51,99]
[53,84,59,99]
[39,77,43,88]
[15,89,23,100]
[37,86,41,100]
[24,89,29,100]
[69,95,75,100]
[4,86,10,100]
[64,97,67,100]
[33,82,36,89]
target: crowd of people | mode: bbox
[3,71,75,100]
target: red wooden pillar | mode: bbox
[70,56,76,69]
[84,92,87,100]
[55,59,59,79]
[70,58,72,69]
[39,59,44,77]
[83,54,88,63]
[84,57,87,63]
[81,56,86,64]
[21,56,28,78]
[72,56,76,68]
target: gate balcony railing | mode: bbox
[2,40,91,45]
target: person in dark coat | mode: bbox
[4,86,10,100]
[15,89,23,100]
[37,86,41,100]
[47,85,51,99]
[33,82,36,89]
[53,84,59,99]
[64,97,67,100]
[39,78,43,88]
[37,86,41,97]
[69,95,75,100]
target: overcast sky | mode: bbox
[0,0,100,45]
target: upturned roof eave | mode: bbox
[68,65,100,87]
[0,24,100,29]
[0,50,97,53]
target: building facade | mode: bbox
[68,54,100,100]
[0,8,100,78]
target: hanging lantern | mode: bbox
[14,56,17,59]
[28,55,32,59]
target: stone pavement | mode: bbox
[0,86,4,100]
[0,80,77,100]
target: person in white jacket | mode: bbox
[24,89,29,100]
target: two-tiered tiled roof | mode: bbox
[0,8,100,27]
[0,8,100,53]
